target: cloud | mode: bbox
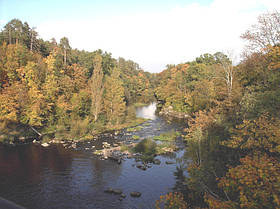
[0,19,7,28]
[37,0,280,72]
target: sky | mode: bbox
[1,0,280,72]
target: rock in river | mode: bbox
[130,192,141,197]
[104,188,123,195]
[104,188,114,193]
[165,161,175,165]
[153,159,161,165]
[112,189,123,195]
[136,164,147,171]
[41,143,49,147]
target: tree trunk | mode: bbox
[64,49,67,65]
[8,29,12,44]
[30,30,33,51]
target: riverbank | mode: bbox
[0,117,149,146]
[158,105,190,119]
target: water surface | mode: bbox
[0,103,187,209]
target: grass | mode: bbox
[127,126,143,132]
[153,130,180,142]
[120,144,130,152]
[107,118,148,131]
[93,150,103,155]
[132,138,177,162]
[156,142,177,154]
[132,135,140,140]
[133,103,148,107]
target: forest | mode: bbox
[0,19,155,141]
[0,11,280,209]
[155,11,280,209]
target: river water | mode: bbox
[0,103,187,209]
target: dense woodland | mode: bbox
[0,18,155,141]
[0,11,280,209]
[156,11,280,209]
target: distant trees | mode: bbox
[0,19,40,52]
[59,37,71,65]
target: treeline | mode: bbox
[156,11,280,209]
[0,19,155,141]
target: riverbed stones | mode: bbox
[130,192,141,197]
[102,142,110,148]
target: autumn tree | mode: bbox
[104,67,126,124]
[241,11,280,52]
[89,54,104,122]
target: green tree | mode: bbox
[59,37,71,65]
[104,67,126,124]
[89,54,104,122]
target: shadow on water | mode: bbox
[0,103,189,209]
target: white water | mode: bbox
[135,102,157,120]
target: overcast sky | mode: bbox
[1,0,280,72]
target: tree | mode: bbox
[0,82,26,121]
[59,37,71,65]
[29,27,38,52]
[17,62,46,126]
[207,154,280,209]
[1,19,23,45]
[208,52,235,97]
[89,54,104,122]
[104,67,126,124]
[241,11,280,52]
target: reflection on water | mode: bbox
[0,103,187,209]
[136,102,157,120]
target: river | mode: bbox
[0,103,188,209]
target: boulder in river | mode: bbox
[104,188,114,193]
[112,189,123,195]
[41,143,49,147]
[130,192,141,197]
[165,161,175,165]
[102,142,110,148]
[153,159,161,165]
[104,188,123,195]
[136,164,147,171]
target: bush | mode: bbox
[134,138,157,156]
[153,130,180,142]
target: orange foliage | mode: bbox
[208,154,280,209]
[156,192,188,209]
[267,45,280,70]
[224,114,280,155]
